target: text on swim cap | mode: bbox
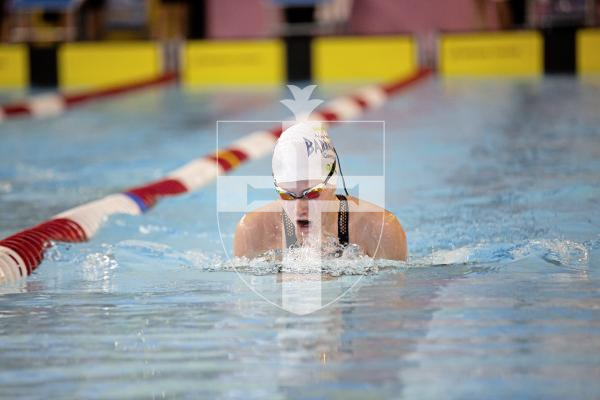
[304,137,333,157]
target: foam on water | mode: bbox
[41,235,592,282]
[416,238,591,270]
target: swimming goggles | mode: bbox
[274,160,336,201]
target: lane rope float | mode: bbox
[0,69,432,283]
[0,73,177,122]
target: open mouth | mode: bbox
[297,219,310,229]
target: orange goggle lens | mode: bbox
[278,192,296,201]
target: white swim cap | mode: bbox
[272,121,337,185]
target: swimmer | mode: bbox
[233,122,407,261]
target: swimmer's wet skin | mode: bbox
[233,122,407,261]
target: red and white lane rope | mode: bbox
[0,73,177,121]
[0,69,432,283]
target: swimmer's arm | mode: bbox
[233,215,267,258]
[233,216,254,258]
[371,213,408,261]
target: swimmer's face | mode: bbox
[277,180,337,235]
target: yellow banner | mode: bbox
[440,32,542,76]
[183,40,285,86]
[577,29,600,74]
[59,42,161,89]
[313,36,416,82]
[0,45,28,88]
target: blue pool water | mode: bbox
[1,77,600,399]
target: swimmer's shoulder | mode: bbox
[234,201,282,257]
[238,201,281,227]
[235,202,281,240]
[346,196,407,260]
[346,195,386,215]
[348,196,403,233]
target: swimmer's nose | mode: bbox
[296,211,309,220]
[295,203,309,219]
